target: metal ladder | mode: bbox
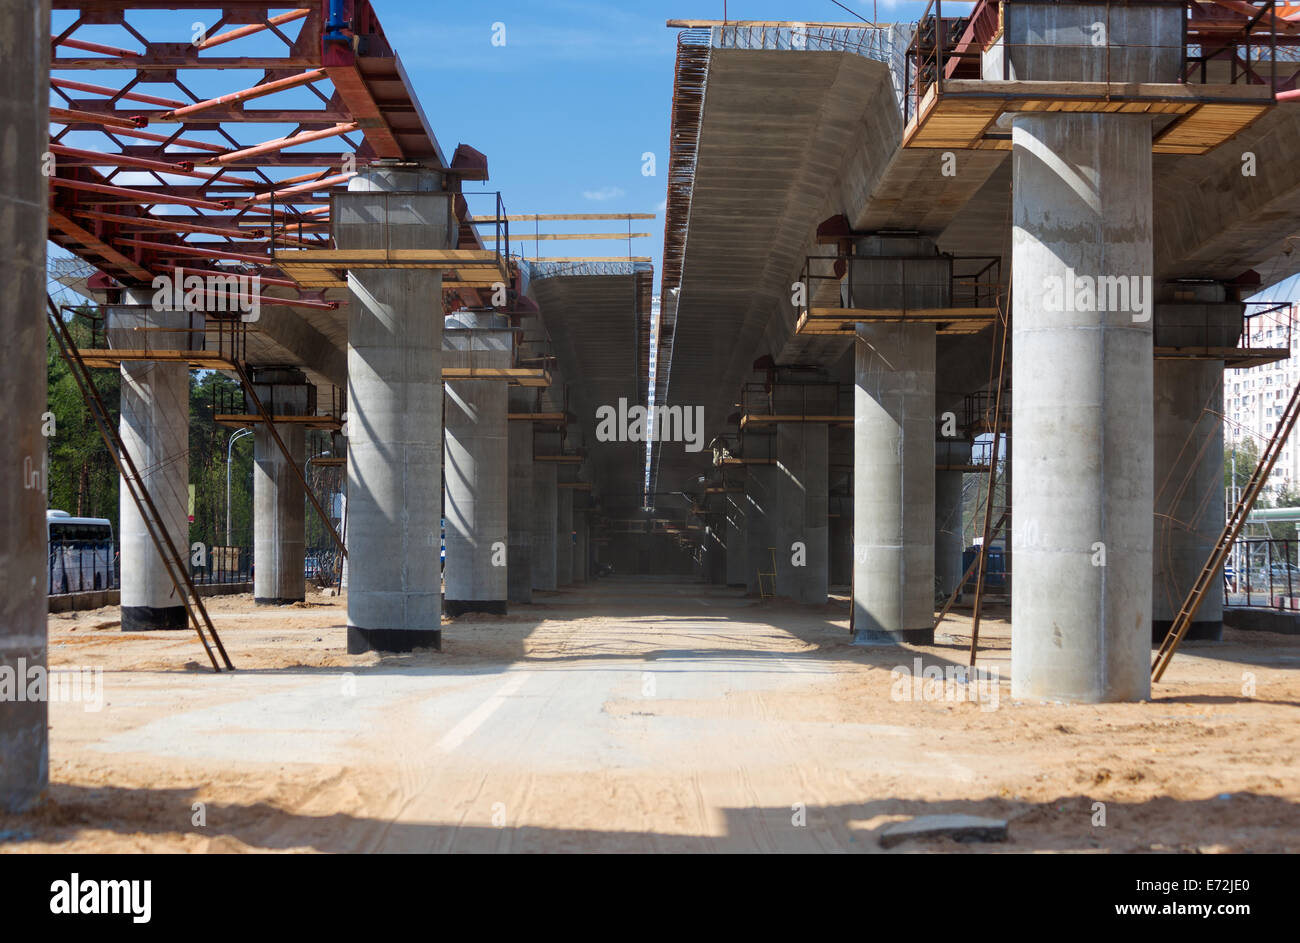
[46,297,233,672]
[1152,369,1300,682]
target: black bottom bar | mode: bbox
[444,599,508,617]
[1151,619,1222,644]
[347,625,442,654]
[255,596,305,606]
[853,628,935,646]
[121,605,187,632]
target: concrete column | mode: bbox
[830,496,853,586]
[745,465,777,594]
[849,237,941,644]
[0,0,50,811]
[336,167,449,653]
[1011,112,1154,702]
[775,423,829,604]
[507,418,533,603]
[111,296,194,631]
[574,510,589,583]
[531,463,558,591]
[935,440,971,599]
[556,487,574,585]
[853,323,937,643]
[251,370,308,605]
[443,312,510,615]
[1153,360,1224,642]
[725,494,747,587]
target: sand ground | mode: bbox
[2,577,1297,853]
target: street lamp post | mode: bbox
[226,427,254,548]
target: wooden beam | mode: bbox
[666,19,884,27]
[477,213,656,222]
[740,414,853,428]
[479,233,652,241]
[523,256,652,263]
[508,412,569,423]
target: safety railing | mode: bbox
[190,545,252,586]
[904,0,1285,127]
[1226,537,1300,609]
[798,253,1003,313]
[738,380,851,420]
[48,539,117,595]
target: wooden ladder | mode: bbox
[47,297,233,672]
[1152,369,1300,682]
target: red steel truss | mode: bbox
[47,0,496,305]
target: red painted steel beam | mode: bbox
[205,122,359,165]
[51,176,233,211]
[116,238,272,265]
[162,69,329,120]
[72,208,265,239]
[244,172,354,204]
[51,78,185,108]
[50,106,145,129]
[48,210,155,282]
[50,144,194,174]
[57,37,141,58]
[99,125,229,153]
[195,8,312,50]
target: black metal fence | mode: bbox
[47,539,117,594]
[190,546,253,586]
[1225,537,1300,610]
[47,540,262,595]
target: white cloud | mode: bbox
[583,186,625,202]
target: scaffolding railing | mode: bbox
[904,0,1289,127]
[798,253,1003,314]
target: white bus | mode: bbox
[47,510,115,594]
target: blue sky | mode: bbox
[48,1,961,282]
[397,0,959,273]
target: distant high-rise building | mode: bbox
[1224,302,1300,498]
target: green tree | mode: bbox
[45,306,119,529]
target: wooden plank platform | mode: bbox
[275,247,511,290]
[902,80,1273,155]
[535,454,584,464]
[444,367,550,387]
[1155,345,1289,369]
[276,266,509,290]
[740,414,853,429]
[214,414,343,430]
[507,412,569,423]
[308,456,345,467]
[720,457,775,465]
[797,306,997,336]
[76,349,238,369]
[557,481,593,490]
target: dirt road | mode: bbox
[3,578,1298,852]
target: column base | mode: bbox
[347,625,442,654]
[1151,619,1222,644]
[121,605,188,632]
[255,596,305,607]
[444,599,508,617]
[852,627,935,646]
